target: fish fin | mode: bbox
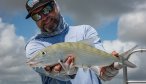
[120,45,138,60]
[26,60,43,67]
[119,45,138,68]
[58,59,71,75]
[58,60,68,72]
[124,60,136,68]
[78,36,98,47]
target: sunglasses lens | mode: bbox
[32,14,41,21]
[43,5,53,14]
[31,2,54,21]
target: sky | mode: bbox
[0,0,146,84]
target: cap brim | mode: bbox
[25,1,50,19]
[25,13,31,19]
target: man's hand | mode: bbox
[111,51,123,70]
[98,63,120,81]
[44,54,77,75]
[99,51,123,81]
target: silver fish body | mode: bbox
[28,42,118,68]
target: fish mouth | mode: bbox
[26,56,59,68]
[26,61,43,67]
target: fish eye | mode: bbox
[42,51,46,55]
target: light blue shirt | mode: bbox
[25,25,104,84]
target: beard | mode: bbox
[42,14,60,33]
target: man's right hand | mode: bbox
[44,54,77,75]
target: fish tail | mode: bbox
[119,45,138,68]
[123,60,136,68]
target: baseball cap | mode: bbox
[25,0,53,19]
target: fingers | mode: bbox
[99,67,112,81]
[112,51,119,58]
[44,55,75,73]
[99,67,106,77]
[64,55,77,75]
[53,64,62,72]
[99,66,119,81]
[65,55,74,65]
[44,65,51,72]
[44,64,62,73]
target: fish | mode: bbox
[27,36,137,75]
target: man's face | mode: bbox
[31,1,60,33]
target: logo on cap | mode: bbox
[28,0,39,7]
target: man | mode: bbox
[25,0,122,84]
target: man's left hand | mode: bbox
[99,51,123,81]
[91,51,123,81]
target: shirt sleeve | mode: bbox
[25,40,71,81]
[25,40,46,59]
[83,25,105,51]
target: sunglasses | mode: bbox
[31,2,54,21]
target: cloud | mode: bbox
[117,10,146,82]
[1,0,146,27]
[103,40,146,83]
[56,0,146,27]
[118,11,146,44]
[0,0,26,13]
[0,18,41,84]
